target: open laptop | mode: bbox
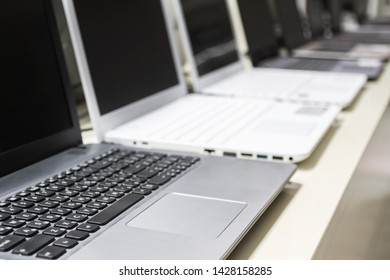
[280,0,390,61]
[171,0,366,109]
[63,0,341,163]
[234,0,383,80]
[327,0,390,35]
[0,0,296,260]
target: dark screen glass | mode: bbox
[307,0,325,38]
[274,0,306,50]
[237,0,279,65]
[74,0,179,116]
[180,0,239,76]
[0,1,73,155]
[354,0,368,23]
[327,0,341,32]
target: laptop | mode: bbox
[234,0,384,80]
[171,0,366,109]
[0,0,296,260]
[63,0,341,163]
[280,0,390,61]
[327,0,390,35]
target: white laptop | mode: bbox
[63,0,340,163]
[171,0,366,109]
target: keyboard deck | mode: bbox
[0,148,199,259]
[288,59,336,71]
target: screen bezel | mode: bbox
[0,0,82,178]
[62,0,187,142]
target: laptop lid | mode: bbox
[62,0,187,141]
[326,0,342,33]
[354,0,368,23]
[0,0,81,178]
[172,0,244,91]
[307,0,325,38]
[274,0,308,50]
[236,0,280,66]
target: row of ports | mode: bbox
[129,144,292,161]
[205,149,292,161]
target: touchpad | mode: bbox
[127,193,247,239]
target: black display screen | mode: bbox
[74,0,179,116]
[274,0,307,50]
[237,0,279,65]
[327,0,342,32]
[180,0,239,76]
[307,0,325,38]
[0,0,73,155]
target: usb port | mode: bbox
[223,151,237,157]
[272,155,283,161]
[257,154,267,159]
[204,149,215,154]
[241,153,253,158]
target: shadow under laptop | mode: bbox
[227,181,301,260]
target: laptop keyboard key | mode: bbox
[62,202,82,210]
[54,220,77,229]
[27,206,48,215]
[0,201,10,207]
[0,226,13,236]
[148,175,170,185]
[24,195,45,203]
[13,234,55,256]
[39,214,61,223]
[0,213,11,221]
[86,202,107,210]
[132,188,151,195]
[14,227,38,237]
[37,246,66,260]
[54,238,78,249]
[27,221,50,230]
[1,206,23,215]
[50,207,71,216]
[0,235,25,252]
[76,207,98,216]
[15,213,37,221]
[38,201,59,208]
[65,230,89,240]
[13,200,34,209]
[77,223,100,233]
[43,227,67,237]
[66,213,87,222]
[88,193,144,225]
[2,219,25,228]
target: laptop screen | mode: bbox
[354,0,368,23]
[236,0,279,65]
[274,0,307,50]
[180,0,239,76]
[73,0,179,116]
[0,0,80,177]
[307,0,325,38]
[327,0,342,32]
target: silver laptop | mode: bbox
[234,0,384,81]
[278,0,390,61]
[171,0,366,108]
[0,0,296,260]
[63,0,341,163]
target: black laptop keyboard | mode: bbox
[0,148,199,259]
[289,59,336,71]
